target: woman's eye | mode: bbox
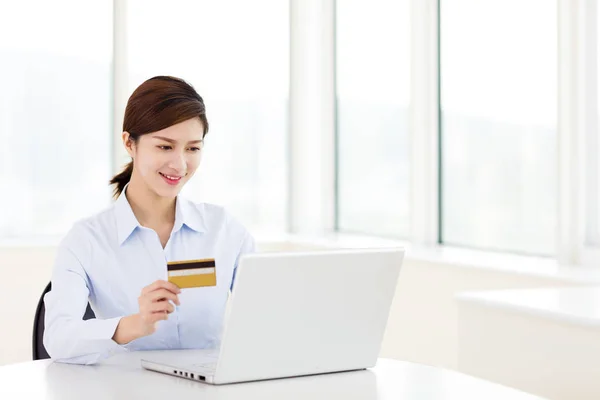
[158,145,172,150]
[188,147,201,152]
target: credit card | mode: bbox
[167,258,216,289]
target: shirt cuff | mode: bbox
[52,317,129,365]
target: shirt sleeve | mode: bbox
[43,233,128,365]
[230,230,257,291]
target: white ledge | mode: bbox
[456,287,600,329]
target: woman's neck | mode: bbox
[125,174,176,229]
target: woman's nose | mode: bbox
[168,152,187,172]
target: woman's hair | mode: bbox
[109,76,209,199]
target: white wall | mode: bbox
[0,242,588,369]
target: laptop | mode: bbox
[141,248,404,384]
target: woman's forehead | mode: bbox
[148,119,204,141]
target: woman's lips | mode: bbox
[159,172,182,185]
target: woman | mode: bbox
[43,76,255,365]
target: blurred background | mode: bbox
[1,1,599,398]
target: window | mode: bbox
[126,0,289,233]
[335,0,410,238]
[440,0,557,255]
[582,0,600,259]
[592,0,600,247]
[0,1,113,238]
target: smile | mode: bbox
[160,172,183,185]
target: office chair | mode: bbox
[32,282,96,360]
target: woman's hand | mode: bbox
[137,280,181,332]
[113,280,181,344]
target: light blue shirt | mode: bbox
[43,187,255,365]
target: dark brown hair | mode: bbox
[109,76,209,199]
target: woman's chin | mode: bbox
[152,182,182,199]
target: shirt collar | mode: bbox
[173,195,207,235]
[114,184,207,246]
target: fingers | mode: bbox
[149,301,175,314]
[146,289,180,305]
[140,301,172,324]
[142,280,181,296]
[138,280,181,327]
[145,312,169,324]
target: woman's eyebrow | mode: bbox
[152,135,202,144]
[152,135,176,143]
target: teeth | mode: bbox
[161,173,181,180]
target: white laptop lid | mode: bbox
[213,248,404,384]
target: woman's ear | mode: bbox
[122,131,135,158]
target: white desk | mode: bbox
[0,353,543,399]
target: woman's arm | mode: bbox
[112,281,181,344]
[44,239,182,365]
[43,245,127,365]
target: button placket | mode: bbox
[138,227,179,346]
[164,230,183,348]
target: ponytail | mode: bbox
[109,161,133,199]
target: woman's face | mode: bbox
[124,118,205,198]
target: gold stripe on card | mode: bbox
[169,273,217,289]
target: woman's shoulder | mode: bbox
[58,207,116,252]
